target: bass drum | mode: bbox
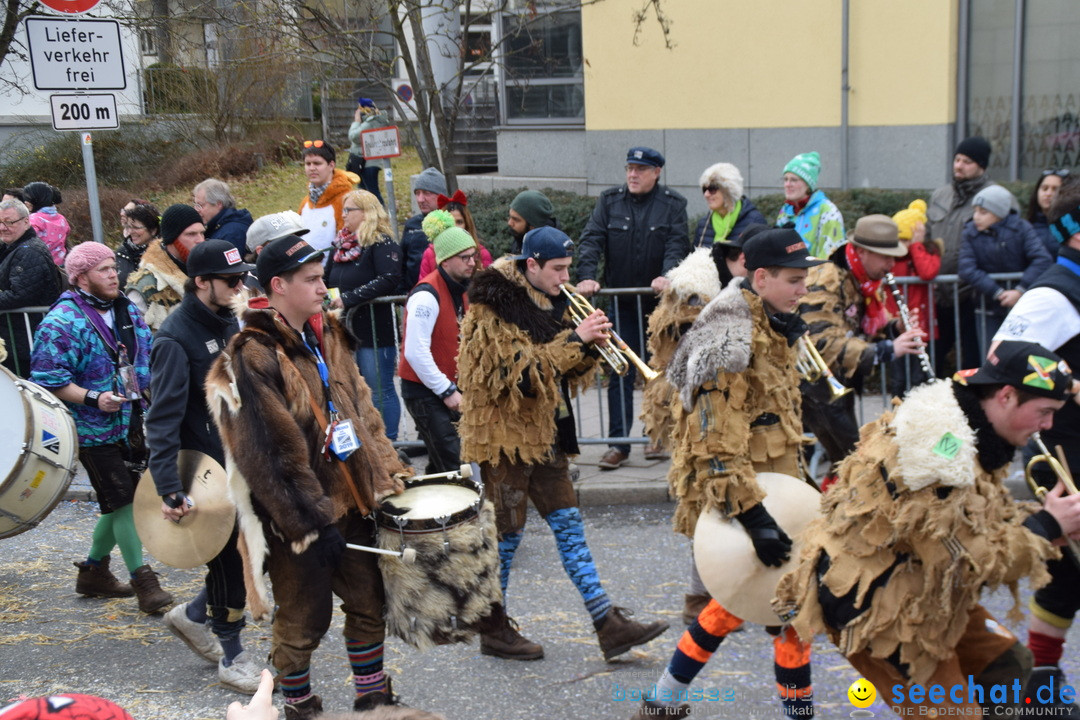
[0,367,78,539]
[693,472,821,626]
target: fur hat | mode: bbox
[698,163,744,202]
[159,204,203,245]
[783,151,821,191]
[65,241,115,284]
[413,167,447,196]
[892,199,928,241]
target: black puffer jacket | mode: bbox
[577,183,689,288]
[324,236,403,349]
[0,228,62,376]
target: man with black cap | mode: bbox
[205,235,410,718]
[927,136,1018,375]
[457,226,669,663]
[127,203,206,331]
[798,214,927,489]
[145,239,261,694]
[630,229,824,720]
[775,340,1080,718]
[507,189,556,255]
[577,146,690,470]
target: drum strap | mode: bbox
[304,383,370,516]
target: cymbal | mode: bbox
[134,450,235,569]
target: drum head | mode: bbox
[693,472,821,626]
[379,480,481,533]
[0,367,29,484]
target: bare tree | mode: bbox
[1,0,40,94]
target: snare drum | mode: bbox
[0,367,78,539]
[377,473,501,650]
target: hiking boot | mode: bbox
[164,602,223,663]
[598,448,628,470]
[1025,667,1080,719]
[480,606,544,661]
[74,555,134,598]
[218,651,262,694]
[631,700,691,718]
[130,565,173,614]
[353,676,399,711]
[283,695,322,720]
[595,606,668,661]
[682,593,711,626]
[644,443,668,460]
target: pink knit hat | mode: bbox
[65,242,115,284]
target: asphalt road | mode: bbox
[2,500,1078,720]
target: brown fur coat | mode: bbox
[205,307,408,618]
[125,239,187,331]
[457,257,596,466]
[799,259,880,382]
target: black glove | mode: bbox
[735,503,792,568]
[310,525,346,569]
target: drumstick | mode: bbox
[408,464,473,482]
[346,543,417,564]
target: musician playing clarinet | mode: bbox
[775,340,1080,718]
[457,226,668,663]
[797,214,926,491]
[994,183,1080,718]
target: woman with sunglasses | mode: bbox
[1028,169,1071,257]
[693,163,765,249]
[324,189,404,442]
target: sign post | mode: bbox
[80,133,103,243]
[361,126,403,239]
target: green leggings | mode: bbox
[88,503,143,573]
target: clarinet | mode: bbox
[883,273,935,378]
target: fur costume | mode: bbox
[641,248,723,449]
[205,307,408,619]
[457,256,597,466]
[800,258,883,382]
[125,239,188,331]
[774,379,1056,685]
[665,279,805,535]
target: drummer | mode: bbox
[204,236,411,718]
[629,229,823,720]
[145,240,261,693]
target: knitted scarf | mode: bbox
[709,199,742,243]
[845,243,889,336]
[332,228,363,263]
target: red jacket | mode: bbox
[885,241,941,338]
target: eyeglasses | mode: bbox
[342,206,362,215]
[1041,169,1071,178]
[209,274,247,288]
[303,140,325,148]
[193,200,207,210]
[0,218,26,228]
[456,251,478,264]
[126,224,147,231]
[702,185,723,194]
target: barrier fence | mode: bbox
[0,272,1024,450]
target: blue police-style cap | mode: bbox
[513,226,575,261]
[626,146,665,168]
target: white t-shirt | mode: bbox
[993,287,1080,351]
[403,289,452,395]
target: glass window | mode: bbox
[500,8,583,123]
[967,0,1016,177]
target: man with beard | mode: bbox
[399,215,479,473]
[145,239,262,694]
[30,242,172,614]
[127,203,206,331]
[506,190,556,256]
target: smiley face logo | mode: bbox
[848,678,876,708]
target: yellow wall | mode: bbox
[581,0,957,130]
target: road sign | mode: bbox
[49,93,118,131]
[25,17,126,90]
[38,0,103,14]
[361,126,402,160]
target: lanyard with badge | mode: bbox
[302,335,361,461]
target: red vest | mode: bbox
[399,268,468,387]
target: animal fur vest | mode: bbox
[457,257,596,466]
[125,239,187,331]
[774,379,1055,685]
[205,307,407,618]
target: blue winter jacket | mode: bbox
[205,206,254,255]
[957,211,1053,306]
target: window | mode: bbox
[139,29,157,56]
[499,8,583,123]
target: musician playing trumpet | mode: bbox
[798,214,927,490]
[630,229,825,719]
[775,341,1080,718]
[457,226,668,663]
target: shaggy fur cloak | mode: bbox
[125,239,187,331]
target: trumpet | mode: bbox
[1026,432,1080,567]
[559,285,659,382]
[796,333,851,401]
[883,273,935,379]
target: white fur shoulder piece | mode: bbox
[891,379,978,491]
[666,248,722,301]
[667,280,752,410]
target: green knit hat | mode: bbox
[783,151,821,191]
[423,209,476,264]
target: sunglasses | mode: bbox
[303,140,325,148]
[702,185,723,194]
[1041,169,1071,178]
[210,274,247,288]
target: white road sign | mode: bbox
[25,17,126,90]
[361,126,402,160]
[49,93,118,131]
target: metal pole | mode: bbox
[81,132,104,244]
[956,0,971,143]
[1009,0,1024,181]
[840,0,850,190]
[384,165,399,241]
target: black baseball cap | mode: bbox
[742,228,826,271]
[954,340,1076,401]
[255,235,325,287]
[186,239,255,279]
[512,226,575,261]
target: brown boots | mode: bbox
[74,555,133,598]
[595,606,668,661]
[131,565,173,614]
[480,604,544,660]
